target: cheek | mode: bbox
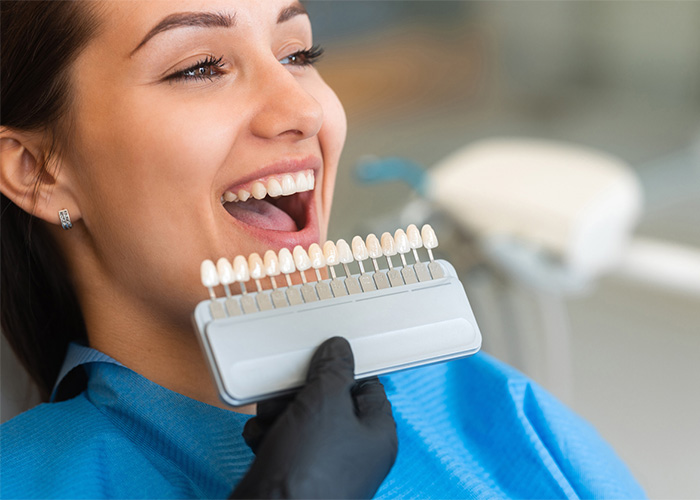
[313,81,347,220]
[68,86,243,294]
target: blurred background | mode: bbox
[306,1,700,498]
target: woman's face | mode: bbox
[64,0,346,324]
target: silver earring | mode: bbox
[58,209,73,230]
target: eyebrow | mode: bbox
[130,3,309,57]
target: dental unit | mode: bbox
[194,224,482,406]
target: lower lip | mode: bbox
[224,191,320,250]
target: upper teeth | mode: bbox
[223,170,315,203]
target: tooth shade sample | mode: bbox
[308,243,326,269]
[237,189,251,202]
[278,248,295,274]
[201,260,219,287]
[233,255,250,282]
[267,179,283,197]
[293,245,312,271]
[394,229,410,254]
[407,224,423,249]
[336,239,354,264]
[352,236,369,261]
[381,232,397,256]
[295,172,308,191]
[263,250,281,276]
[366,234,382,259]
[248,253,265,280]
[223,191,238,202]
[251,182,267,200]
[281,175,295,195]
[322,241,339,266]
[421,224,438,249]
[216,258,235,285]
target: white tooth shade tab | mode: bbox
[336,239,354,264]
[406,224,423,249]
[351,236,369,261]
[201,260,219,288]
[308,243,326,269]
[293,245,312,271]
[233,255,250,282]
[248,253,265,279]
[216,258,235,285]
[366,234,383,259]
[267,179,283,197]
[421,224,438,249]
[281,175,295,196]
[278,248,295,274]
[394,229,410,254]
[322,241,339,266]
[251,182,267,200]
[381,232,397,256]
[263,250,281,276]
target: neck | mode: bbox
[65,248,255,415]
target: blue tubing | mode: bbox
[354,157,428,197]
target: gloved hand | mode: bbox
[230,336,398,499]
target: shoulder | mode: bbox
[382,354,646,499]
[1,394,165,499]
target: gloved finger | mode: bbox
[352,377,394,423]
[305,336,355,390]
[292,336,356,416]
[241,394,296,454]
[256,393,296,422]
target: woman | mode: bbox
[1,1,645,498]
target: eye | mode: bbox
[165,55,225,82]
[280,45,324,67]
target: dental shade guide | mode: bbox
[264,250,289,308]
[293,245,319,303]
[216,258,243,317]
[308,243,333,300]
[323,241,348,297]
[407,224,431,282]
[249,253,274,311]
[380,232,404,287]
[352,236,377,292]
[395,229,418,285]
[195,224,482,407]
[422,224,444,279]
[200,260,227,319]
[366,234,390,289]
[337,239,362,295]
[279,248,303,306]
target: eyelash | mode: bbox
[165,45,325,83]
[280,45,325,66]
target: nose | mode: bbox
[248,62,324,141]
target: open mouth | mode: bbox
[222,170,315,232]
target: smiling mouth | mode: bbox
[222,170,315,232]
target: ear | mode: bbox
[0,129,81,228]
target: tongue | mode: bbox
[224,198,298,232]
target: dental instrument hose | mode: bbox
[230,337,398,499]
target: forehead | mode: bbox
[93,0,305,48]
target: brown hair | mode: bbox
[1,1,102,400]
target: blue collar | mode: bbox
[50,342,122,402]
[48,342,254,498]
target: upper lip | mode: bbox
[222,155,322,194]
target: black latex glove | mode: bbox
[230,336,398,499]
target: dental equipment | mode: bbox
[193,225,482,407]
